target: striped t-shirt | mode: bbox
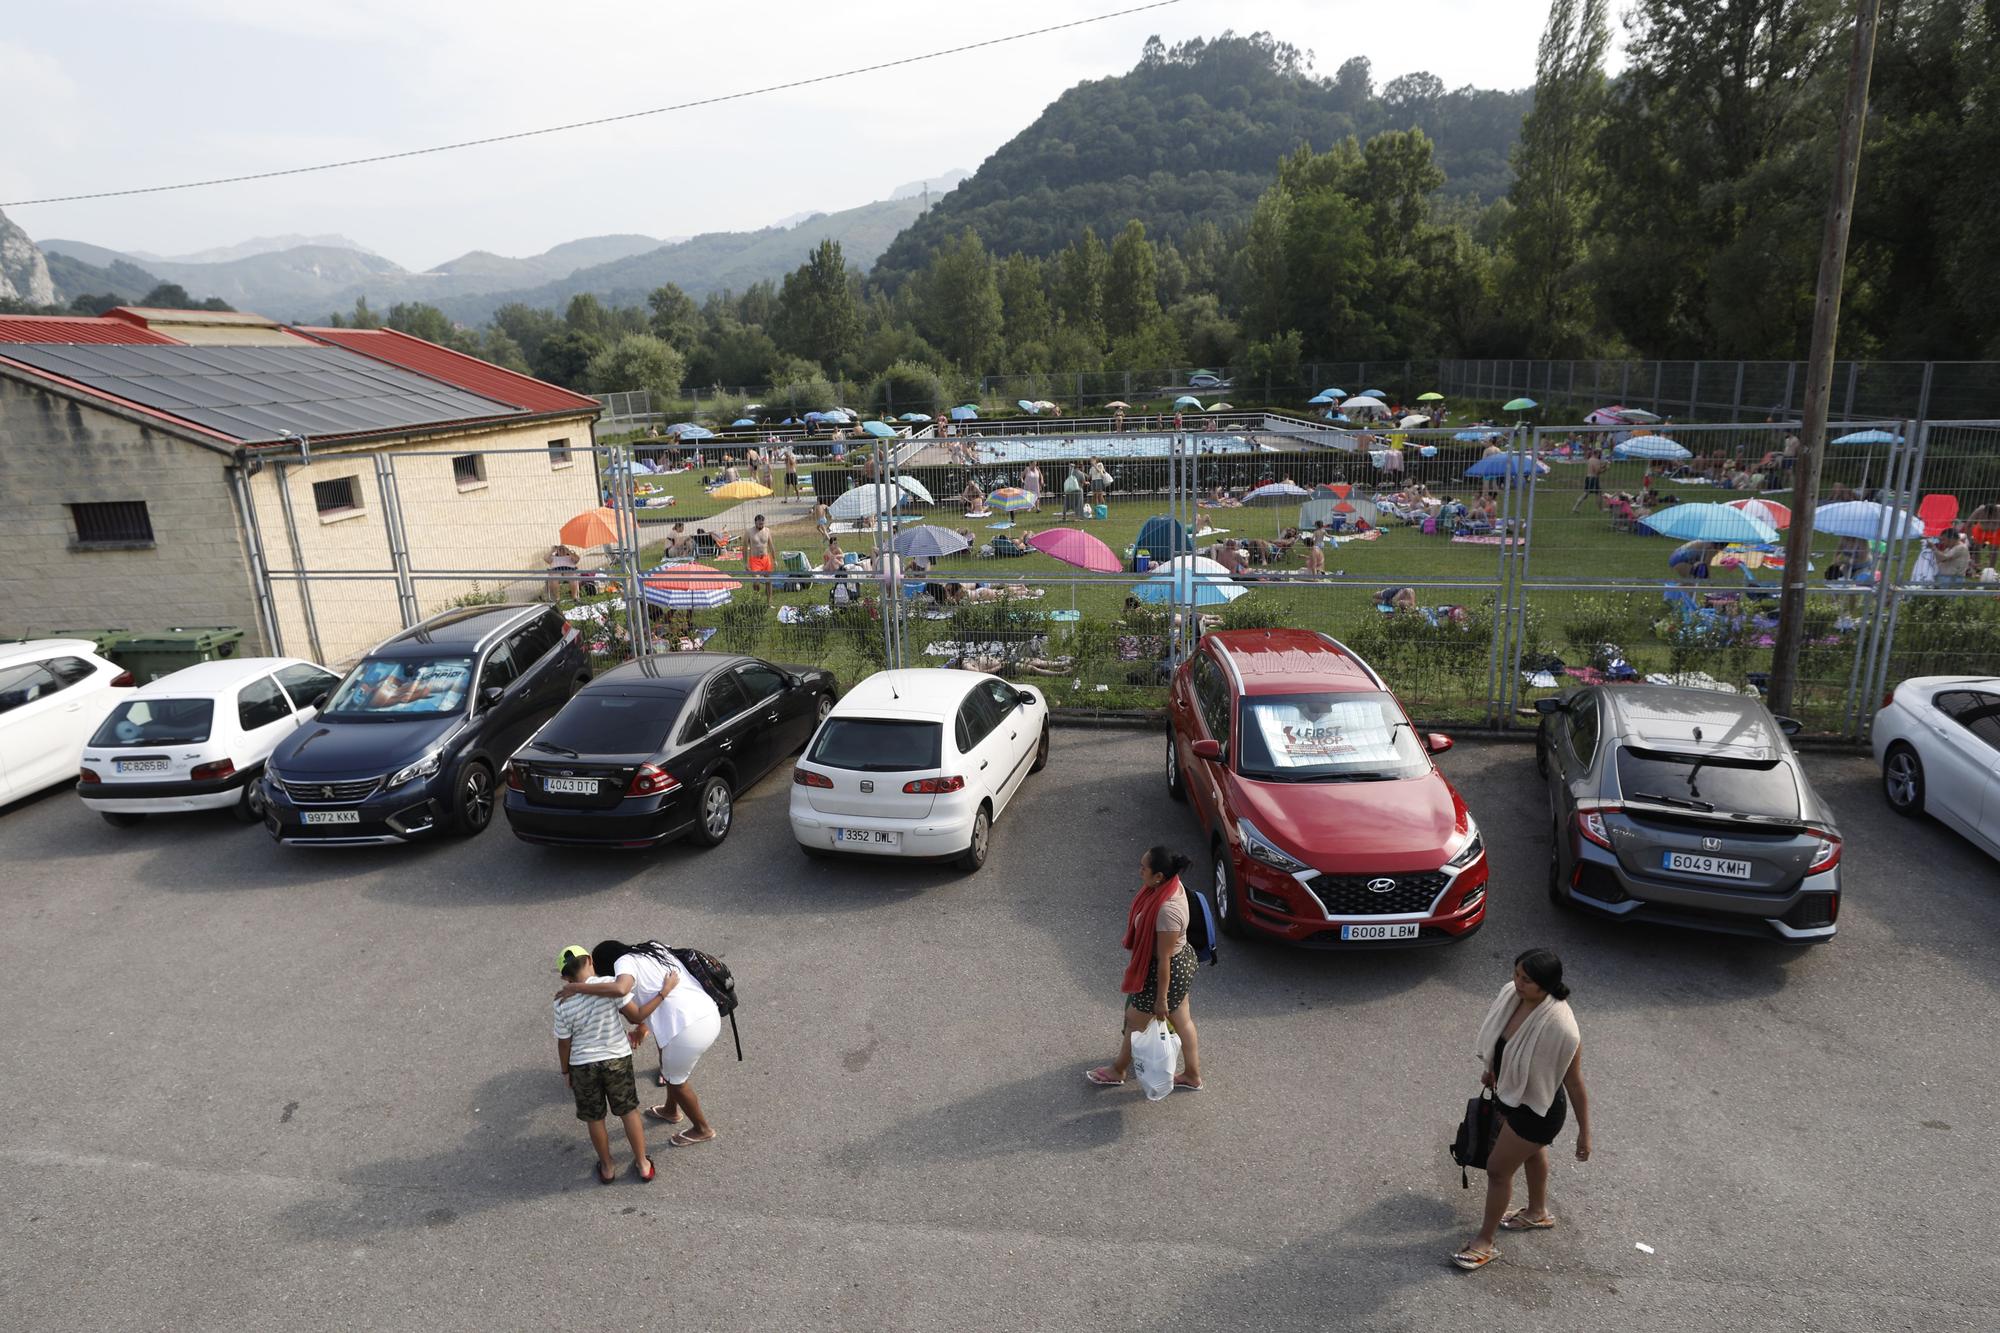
[553,990,627,1065]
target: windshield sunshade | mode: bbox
[322,658,473,718]
[1234,692,1427,781]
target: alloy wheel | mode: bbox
[1885,751,1919,809]
[462,767,494,830]
[704,782,732,840]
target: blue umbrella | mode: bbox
[893,525,971,559]
[1320,388,1346,399]
[1464,453,1548,480]
[802,411,827,421]
[730,418,756,427]
[949,406,979,421]
[1132,556,1245,606]
[1641,503,1779,544]
[1453,428,1499,443]
[1308,392,1336,405]
[861,420,898,439]
[1419,445,1438,458]
[1363,388,1387,399]
[666,422,714,440]
[1813,500,1923,540]
[1831,429,1904,446]
[1016,399,1038,413]
[1173,394,1204,409]
[1614,435,1692,460]
[899,412,931,422]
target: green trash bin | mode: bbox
[20,627,136,657]
[113,627,247,685]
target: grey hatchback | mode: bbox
[1535,684,1842,943]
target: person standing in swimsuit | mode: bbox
[1087,846,1203,1093]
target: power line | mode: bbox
[1,1,1182,209]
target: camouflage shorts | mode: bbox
[568,1055,639,1122]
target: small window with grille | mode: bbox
[312,476,363,518]
[68,501,154,548]
[547,438,574,468]
[452,454,487,489]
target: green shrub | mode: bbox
[714,598,769,654]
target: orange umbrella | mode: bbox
[1727,497,1792,530]
[560,507,621,548]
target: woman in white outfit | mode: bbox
[562,939,723,1147]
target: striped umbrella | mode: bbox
[643,563,740,609]
[1614,435,1693,460]
[989,486,1035,513]
[1244,481,1311,503]
[1728,497,1792,530]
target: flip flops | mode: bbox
[1500,1211,1556,1231]
[646,1104,684,1125]
[669,1131,717,1148]
[596,1162,617,1185]
[1451,1247,1498,1271]
[1085,1067,1125,1086]
[636,1156,655,1183]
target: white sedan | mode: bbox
[1874,675,2000,860]
[0,638,132,804]
[78,657,340,826]
[789,668,1050,869]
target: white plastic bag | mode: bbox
[1129,1019,1182,1101]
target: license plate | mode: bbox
[543,777,598,794]
[301,810,361,825]
[1664,851,1752,878]
[115,759,169,774]
[836,828,899,846]
[1341,922,1420,941]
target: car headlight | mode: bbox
[388,751,444,788]
[1445,821,1484,870]
[1237,818,1309,873]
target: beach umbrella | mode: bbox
[1034,400,1058,412]
[1363,388,1388,399]
[1207,402,1233,412]
[828,484,903,521]
[821,407,853,421]
[1017,399,1038,413]
[743,403,764,412]
[1342,395,1386,412]
[1584,407,1629,426]
[1133,555,1245,606]
[1503,397,1538,412]
[667,422,715,440]
[892,475,935,504]
[642,562,740,610]
[730,418,756,427]
[989,486,1035,513]
[1642,503,1779,545]
[559,507,621,548]
[710,479,772,500]
[1309,392,1336,405]
[861,420,898,439]
[1830,429,1904,446]
[1244,481,1311,503]
[949,406,979,421]
[1105,400,1131,410]
[1132,514,1193,569]
[1728,497,1792,530]
[1419,445,1438,458]
[1614,435,1692,460]
[1812,500,1923,541]
[1319,388,1346,399]
[1417,392,1444,402]
[1464,453,1548,480]
[893,525,971,559]
[1173,394,1204,409]
[899,412,931,422]
[1453,428,1499,443]
[1619,408,1663,423]
[1399,413,1430,428]
[1025,526,1122,573]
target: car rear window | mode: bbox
[1615,747,1800,819]
[90,698,215,747]
[536,693,684,756]
[808,718,942,772]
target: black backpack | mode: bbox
[669,946,742,1061]
[1185,885,1221,967]
[1449,1091,1500,1188]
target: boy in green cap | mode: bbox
[553,945,652,1183]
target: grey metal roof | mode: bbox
[0,342,524,444]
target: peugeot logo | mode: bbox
[1702,836,1722,852]
[321,786,335,799]
[1366,877,1397,894]
[860,780,875,793]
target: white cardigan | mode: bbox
[1475,981,1580,1116]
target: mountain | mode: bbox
[41,237,404,313]
[0,209,57,305]
[872,33,1531,281]
[426,234,665,285]
[132,234,368,265]
[421,195,929,323]
[890,170,971,201]
[43,250,158,303]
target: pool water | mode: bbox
[952,433,1273,462]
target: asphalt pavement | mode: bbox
[1,732,1994,1332]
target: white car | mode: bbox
[0,638,133,804]
[1874,675,2000,860]
[78,657,340,827]
[789,668,1050,869]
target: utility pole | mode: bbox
[1768,0,1882,716]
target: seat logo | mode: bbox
[1366,877,1397,894]
[860,780,874,793]
[1702,836,1722,852]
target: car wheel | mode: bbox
[799,840,828,859]
[99,811,145,828]
[231,781,266,825]
[453,762,496,835]
[692,776,734,847]
[1030,723,1050,773]
[957,805,991,871]
[1165,729,1186,801]
[1213,842,1247,938]
[1883,743,1924,817]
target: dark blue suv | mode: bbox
[262,604,588,845]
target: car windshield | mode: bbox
[534,693,684,756]
[321,657,473,718]
[1234,691,1428,781]
[90,698,214,747]
[1616,747,1800,819]
[808,718,942,772]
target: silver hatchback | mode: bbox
[1535,685,1842,943]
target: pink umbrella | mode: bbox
[1727,497,1792,530]
[1025,526,1122,573]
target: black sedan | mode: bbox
[502,653,836,849]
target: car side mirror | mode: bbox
[1533,697,1563,715]
[1773,714,1802,736]
[1191,738,1223,762]
[479,686,504,709]
[1016,689,1037,708]
[311,692,329,710]
[1425,732,1454,754]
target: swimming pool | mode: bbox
[948,433,1275,462]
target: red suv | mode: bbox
[1165,630,1488,947]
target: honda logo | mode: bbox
[860,780,874,793]
[1702,836,1722,852]
[1366,877,1397,894]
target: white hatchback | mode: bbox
[789,668,1050,869]
[0,639,133,805]
[1874,675,2000,861]
[78,657,341,826]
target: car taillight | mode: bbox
[1806,830,1842,873]
[110,670,135,687]
[78,767,101,785]
[190,759,236,782]
[793,767,834,789]
[1577,809,1616,849]
[505,762,524,792]
[626,764,679,797]
[902,775,965,794]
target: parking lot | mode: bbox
[1,730,1994,1332]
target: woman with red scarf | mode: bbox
[1086,846,1203,1091]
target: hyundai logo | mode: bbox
[1366,877,1397,894]
[1702,836,1722,852]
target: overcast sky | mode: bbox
[2,0,1626,271]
